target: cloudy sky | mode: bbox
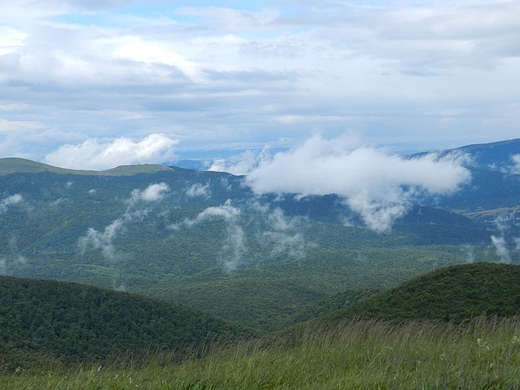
[0,0,519,170]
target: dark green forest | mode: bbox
[0,276,255,371]
[321,262,520,324]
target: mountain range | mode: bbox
[0,139,519,333]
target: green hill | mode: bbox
[0,276,256,370]
[321,262,520,324]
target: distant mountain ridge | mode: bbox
[442,138,520,172]
[0,157,174,176]
[3,137,520,177]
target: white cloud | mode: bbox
[245,134,471,232]
[491,235,511,264]
[177,6,279,33]
[79,183,166,261]
[79,218,125,261]
[185,182,211,198]
[0,194,23,214]
[247,134,470,197]
[347,195,410,234]
[0,25,27,55]
[261,207,313,259]
[187,200,241,226]
[0,0,519,160]
[131,183,170,203]
[0,119,44,132]
[208,149,266,175]
[113,36,205,82]
[170,200,244,271]
[43,133,178,170]
[0,103,29,112]
[510,155,520,174]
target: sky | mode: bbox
[0,0,519,171]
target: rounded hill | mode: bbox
[322,262,520,324]
[0,276,256,368]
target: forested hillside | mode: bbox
[320,263,520,324]
[0,276,255,371]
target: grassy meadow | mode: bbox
[3,316,520,389]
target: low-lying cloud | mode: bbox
[208,149,269,176]
[79,183,169,263]
[244,134,471,232]
[259,207,313,259]
[44,133,178,170]
[79,218,126,262]
[491,235,511,264]
[130,182,170,203]
[170,200,244,272]
[489,211,520,264]
[185,182,211,198]
[0,194,23,214]
[510,155,520,174]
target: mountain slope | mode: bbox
[320,263,520,324]
[0,276,256,369]
[445,138,520,171]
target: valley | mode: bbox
[1,139,520,387]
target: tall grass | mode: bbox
[2,316,520,389]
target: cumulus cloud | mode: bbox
[245,134,471,232]
[43,133,178,170]
[78,209,149,262]
[0,194,23,213]
[346,195,409,233]
[0,119,45,132]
